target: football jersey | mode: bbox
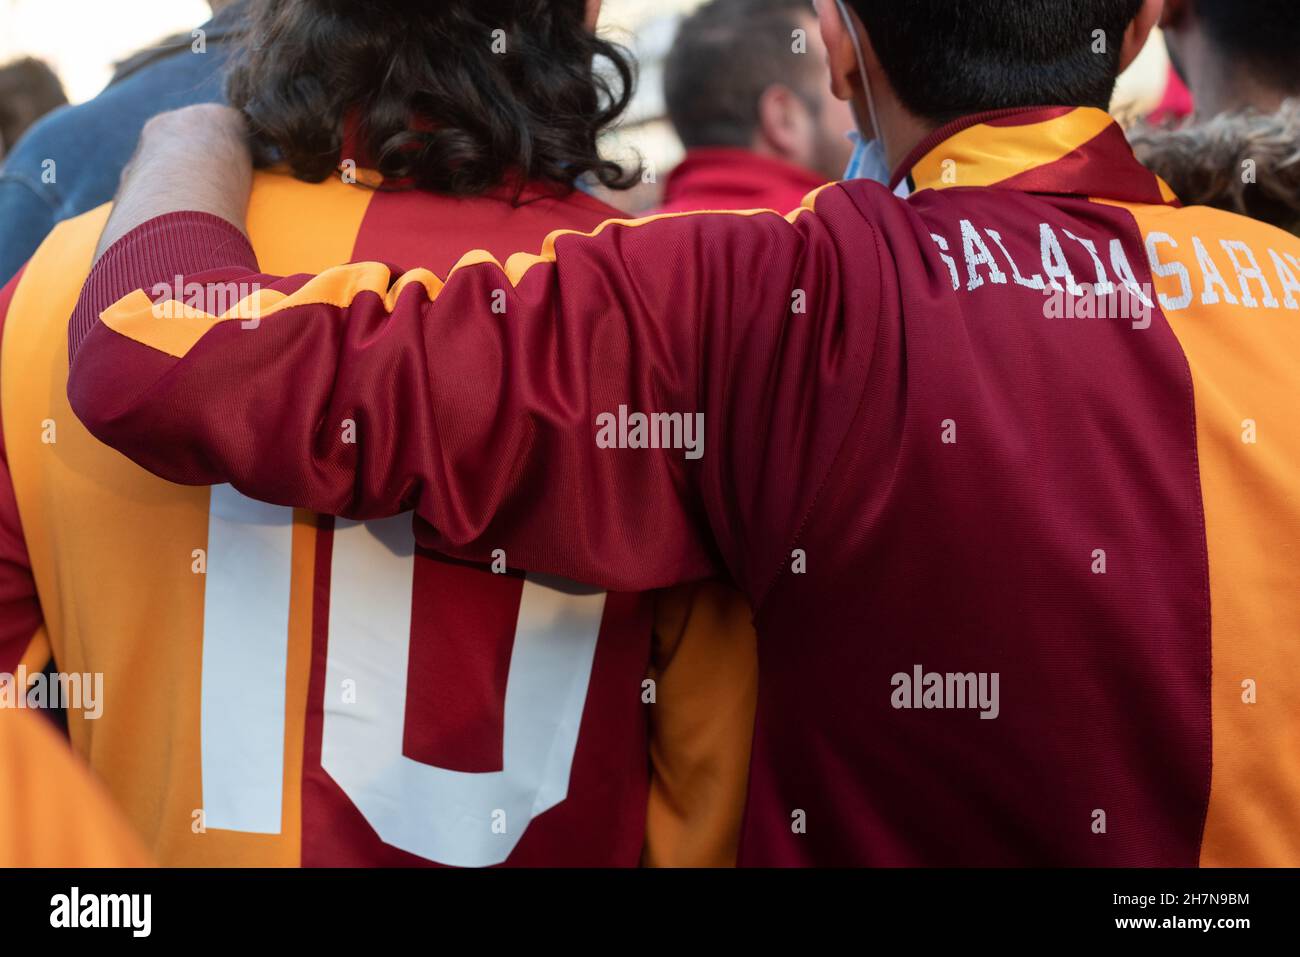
[0,171,757,866]
[68,106,1300,865]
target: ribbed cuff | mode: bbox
[69,212,257,362]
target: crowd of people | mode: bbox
[0,0,1297,869]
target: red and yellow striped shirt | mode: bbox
[2,173,756,867]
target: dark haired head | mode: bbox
[226,0,638,197]
[665,0,825,150]
[1191,0,1300,94]
[846,0,1145,125]
[0,58,67,154]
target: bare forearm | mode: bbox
[95,105,254,261]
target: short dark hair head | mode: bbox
[0,58,67,153]
[1193,0,1300,93]
[665,0,824,150]
[847,0,1145,125]
[227,0,637,197]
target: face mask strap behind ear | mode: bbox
[833,0,885,158]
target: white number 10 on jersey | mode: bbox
[200,486,605,867]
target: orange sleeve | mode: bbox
[0,708,153,867]
[643,581,758,867]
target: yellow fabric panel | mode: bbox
[94,288,280,360]
[0,707,153,867]
[3,204,216,862]
[279,509,318,866]
[643,581,757,867]
[1,172,372,866]
[13,225,241,861]
[1127,201,1300,866]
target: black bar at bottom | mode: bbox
[0,867,1289,943]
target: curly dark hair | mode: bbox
[225,0,638,197]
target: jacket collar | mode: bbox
[663,148,827,210]
[891,106,1180,207]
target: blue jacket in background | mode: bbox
[0,4,245,286]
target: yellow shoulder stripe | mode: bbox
[100,189,831,360]
[911,107,1113,192]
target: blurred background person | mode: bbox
[0,58,66,159]
[655,0,855,214]
[1131,0,1300,234]
[1145,65,1194,126]
[1159,0,1298,118]
[0,0,246,285]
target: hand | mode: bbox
[137,102,246,139]
[94,105,255,260]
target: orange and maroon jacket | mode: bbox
[69,106,1300,866]
[2,173,756,868]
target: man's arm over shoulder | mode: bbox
[70,189,880,598]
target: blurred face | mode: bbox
[800,13,858,179]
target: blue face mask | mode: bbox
[842,131,911,196]
[843,129,891,184]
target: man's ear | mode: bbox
[585,0,602,32]
[1119,0,1164,73]
[817,0,860,102]
[756,84,811,161]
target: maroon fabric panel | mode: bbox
[736,184,1210,865]
[402,553,522,772]
[352,187,621,277]
[982,106,1075,127]
[0,267,44,671]
[996,122,1176,207]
